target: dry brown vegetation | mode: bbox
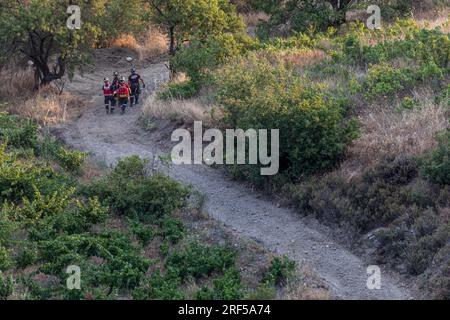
[111,28,168,61]
[142,94,217,126]
[0,68,36,100]
[0,67,85,125]
[281,267,330,300]
[340,92,448,179]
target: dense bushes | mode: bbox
[420,130,450,185]
[0,114,288,300]
[342,28,450,100]
[363,64,416,99]
[83,156,189,221]
[0,113,37,148]
[256,0,343,37]
[214,55,358,181]
[263,256,296,286]
[289,155,450,298]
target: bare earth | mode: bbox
[60,61,413,300]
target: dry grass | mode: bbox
[0,67,86,124]
[281,268,330,300]
[340,92,449,179]
[142,94,216,125]
[0,67,36,101]
[416,11,450,33]
[282,49,327,69]
[111,28,168,61]
[7,87,85,125]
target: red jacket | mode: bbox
[117,84,131,98]
[102,83,113,96]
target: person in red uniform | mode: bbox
[128,67,145,107]
[102,78,116,114]
[116,77,131,114]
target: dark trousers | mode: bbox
[119,97,128,113]
[104,95,116,108]
[130,85,141,106]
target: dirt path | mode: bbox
[60,62,413,300]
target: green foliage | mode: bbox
[16,244,39,269]
[171,33,252,87]
[0,209,17,247]
[0,113,37,148]
[128,219,154,246]
[149,0,246,55]
[258,0,342,36]
[214,55,358,180]
[165,242,236,280]
[398,96,420,112]
[0,273,14,300]
[363,64,415,100]
[196,268,244,300]
[0,246,13,271]
[338,28,449,102]
[263,256,296,285]
[39,232,151,290]
[0,113,271,299]
[420,130,450,185]
[158,216,185,244]
[95,0,149,47]
[0,1,150,84]
[83,156,189,221]
[132,271,185,300]
[158,80,199,100]
[359,28,450,68]
[37,135,86,174]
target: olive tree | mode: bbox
[147,0,245,55]
[0,0,104,87]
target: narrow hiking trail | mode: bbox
[60,61,413,300]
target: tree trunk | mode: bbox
[25,32,66,87]
[169,26,176,56]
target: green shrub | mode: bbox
[214,55,358,180]
[420,131,450,185]
[132,271,184,300]
[398,96,420,112]
[39,232,151,290]
[16,243,39,269]
[0,209,17,247]
[406,224,450,275]
[16,187,75,223]
[128,219,154,246]
[0,113,37,148]
[0,273,14,300]
[263,256,296,285]
[27,198,108,242]
[55,148,86,174]
[84,157,189,221]
[111,155,148,179]
[259,0,342,36]
[171,33,252,89]
[196,268,244,300]
[37,135,86,174]
[0,246,13,271]
[0,145,73,204]
[157,81,199,100]
[166,242,236,280]
[363,64,415,100]
[158,216,185,244]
